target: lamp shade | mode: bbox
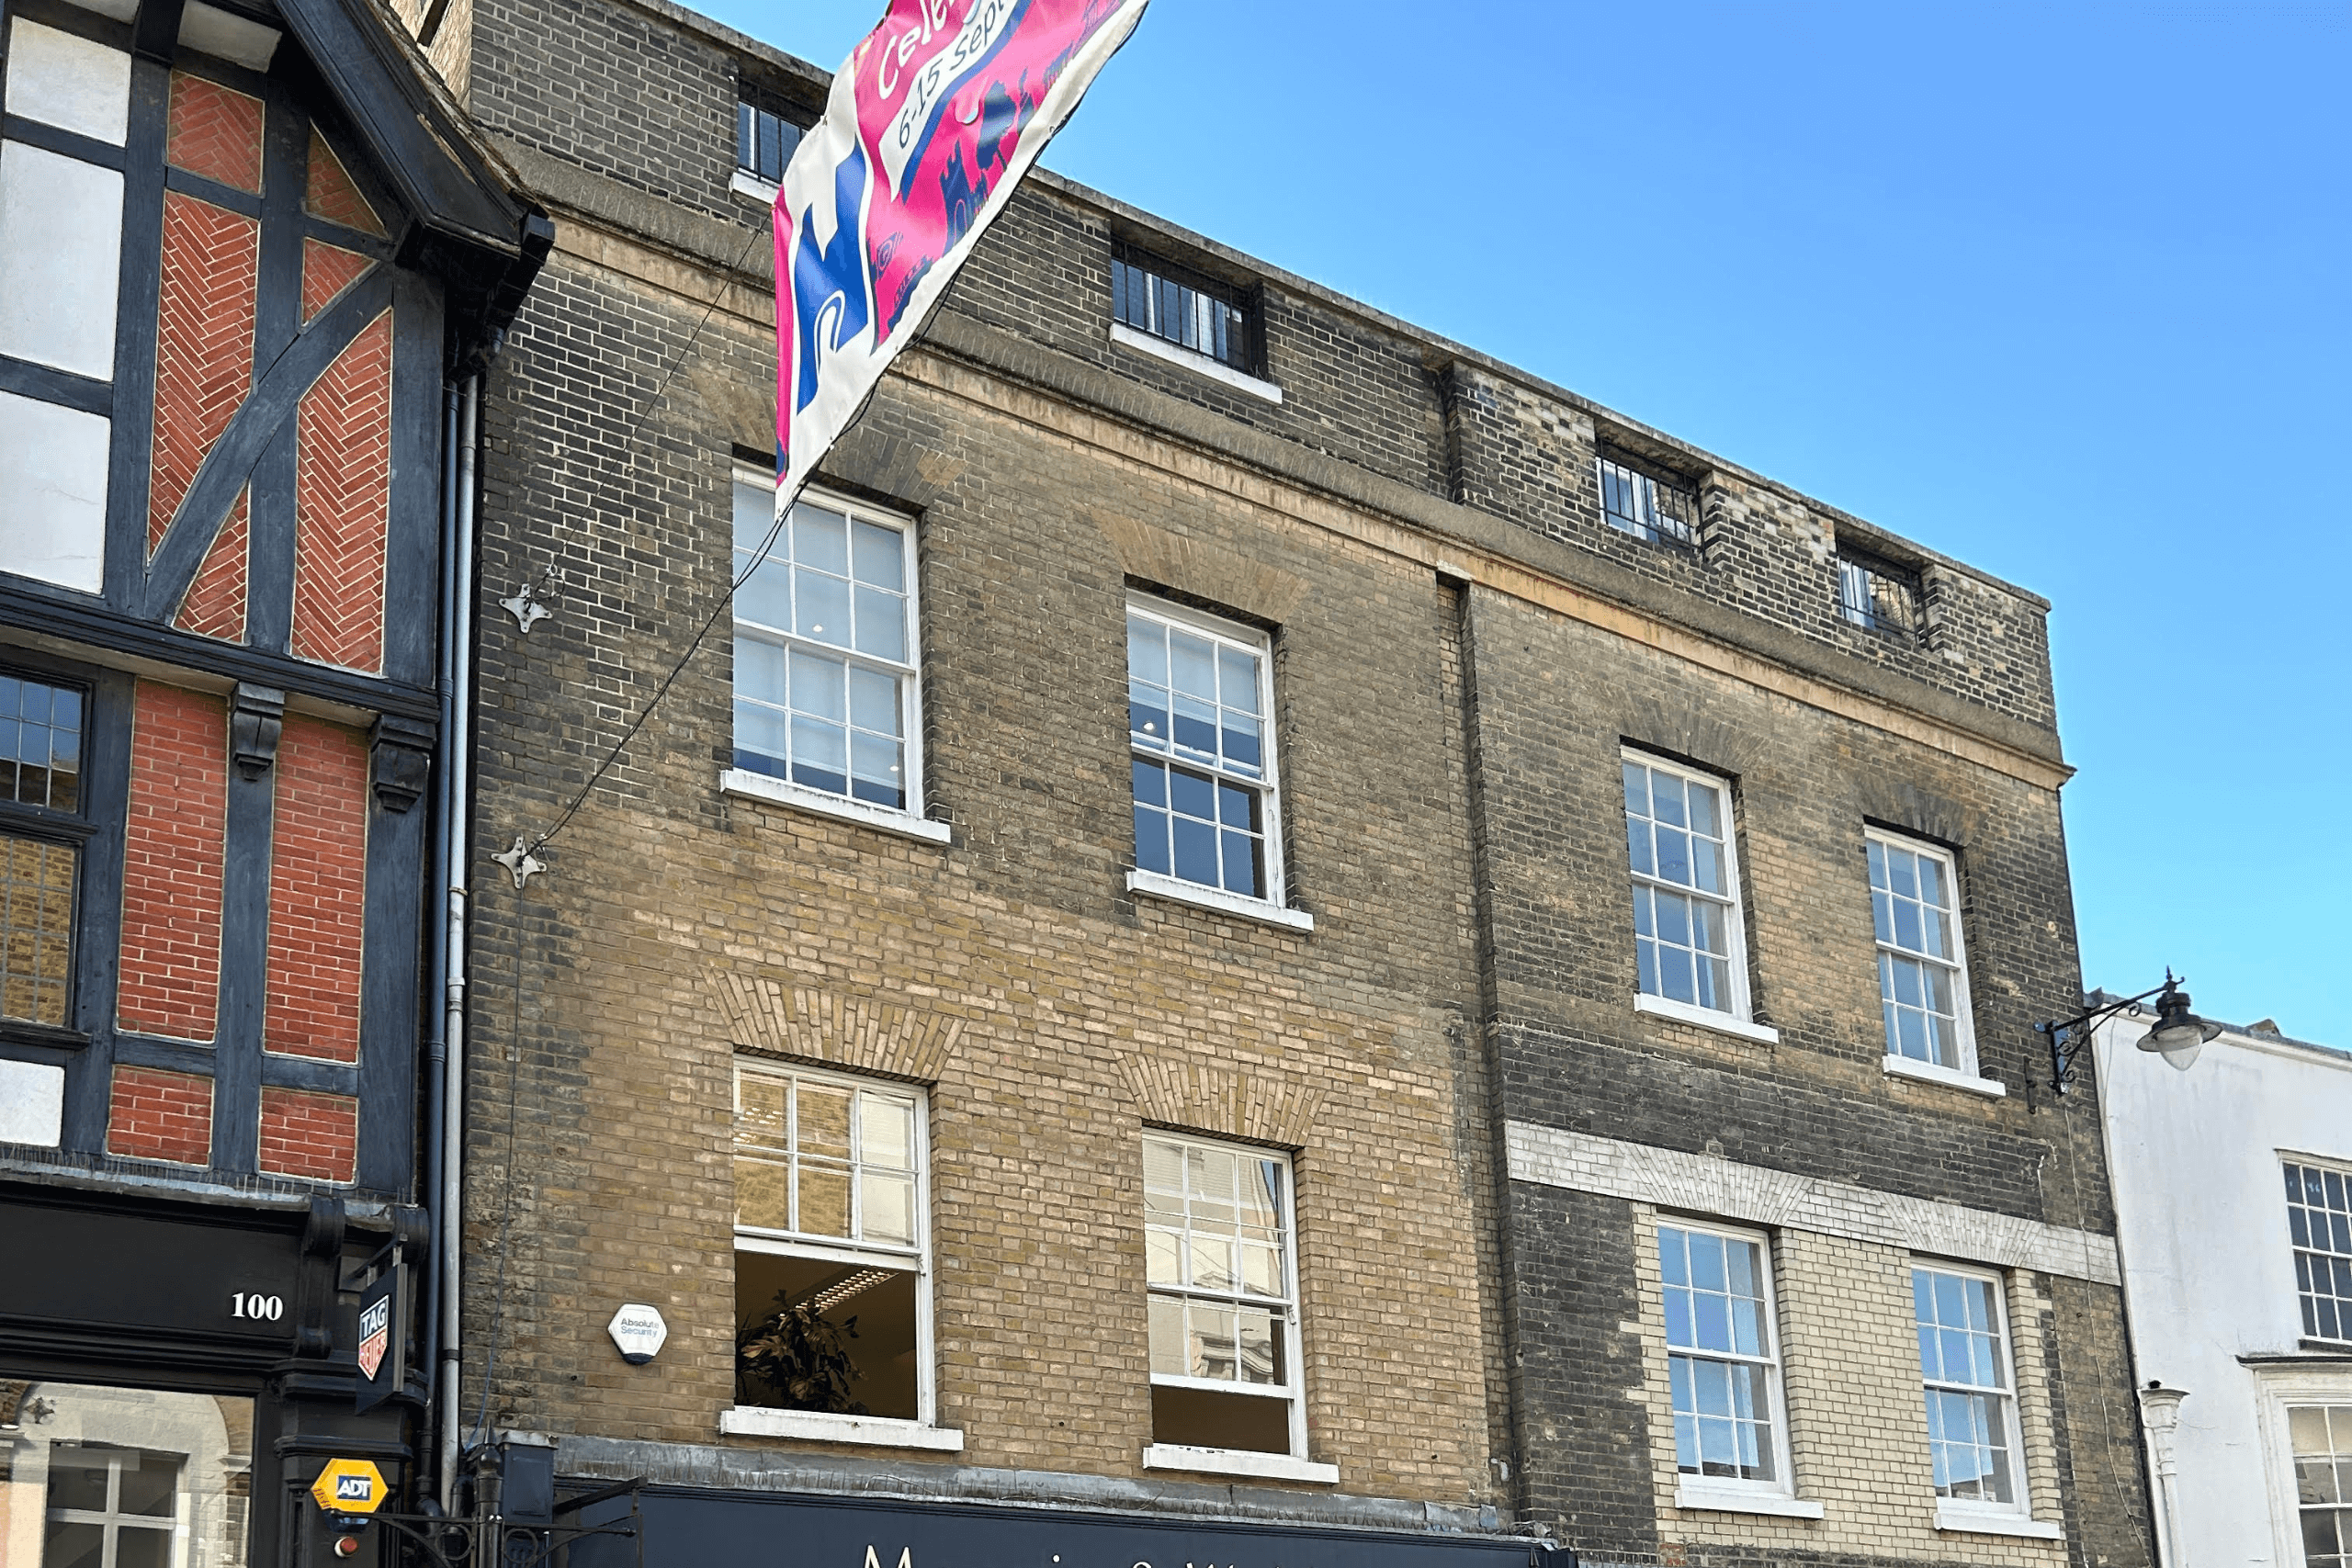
[2137,981,2222,1071]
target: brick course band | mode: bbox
[1505,1121,2120,1285]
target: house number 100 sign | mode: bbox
[230,1292,286,1321]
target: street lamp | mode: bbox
[2038,971,2224,1092]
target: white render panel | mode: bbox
[0,389,110,593]
[176,1,281,71]
[0,1058,65,1146]
[1505,1120,2121,1285]
[3,19,131,144]
[0,139,124,379]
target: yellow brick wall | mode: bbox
[1625,1201,2072,1561]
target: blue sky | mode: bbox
[712,1,2352,1041]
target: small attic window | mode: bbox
[736,87,807,186]
[1111,243,1260,378]
[1837,544,1921,637]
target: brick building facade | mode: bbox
[406,0,2154,1562]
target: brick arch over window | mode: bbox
[1112,1050,1324,1150]
[1617,694,1767,784]
[707,964,965,1084]
[1854,778,1979,851]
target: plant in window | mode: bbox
[737,1290,866,1415]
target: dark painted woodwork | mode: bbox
[384,267,442,686]
[0,581,442,721]
[0,354,110,416]
[0,112,127,168]
[162,162,265,217]
[245,84,310,657]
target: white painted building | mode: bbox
[2091,997,2352,1567]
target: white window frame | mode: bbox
[1622,749,1755,1026]
[1125,596,1293,917]
[2253,1367,2352,1568]
[1655,1218,1813,1517]
[1140,1130,1312,1468]
[40,1443,182,1568]
[1912,1261,2038,1532]
[722,470,944,841]
[2285,1156,2352,1348]
[1867,829,1984,1088]
[724,1058,956,1448]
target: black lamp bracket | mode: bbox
[2035,971,2182,1094]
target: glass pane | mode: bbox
[853,586,906,661]
[737,1074,789,1150]
[851,519,904,590]
[858,1094,912,1169]
[1220,830,1261,898]
[1148,1294,1187,1375]
[848,666,900,735]
[1240,1240,1280,1296]
[1621,761,1648,816]
[789,716,847,795]
[849,731,903,807]
[787,649,845,719]
[1172,818,1218,886]
[735,1154,790,1230]
[1169,768,1215,823]
[795,569,852,647]
[733,479,777,552]
[1130,680,1170,747]
[1126,615,1167,684]
[1236,1305,1279,1384]
[798,1081,851,1156]
[1143,1138,1184,1193]
[115,1527,171,1568]
[1685,780,1720,837]
[42,1521,104,1568]
[1147,1226,1182,1286]
[1187,1300,1238,1381]
[1169,631,1216,699]
[1218,646,1259,713]
[1134,805,1170,874]
[116,1457,175,1517]
[797,1163,850,1238]
[794,504,848,574]
[46,1461,110,1512]
[862,1172,915,1245]
[735,555,792,632]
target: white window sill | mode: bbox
[1674,1480,1825,1519]
[722,769,952,845]
[1142,1443,1337,1484]
[718,1406,965,1451]
[730,168,780,207]
[1634,992,1780,1045]
[1883,1054,2007,1099]
[1108,322,1283,403]
[1126,869,1314,931]
[1934,1502,2061,1540]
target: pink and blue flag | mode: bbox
[773,0,1149,515]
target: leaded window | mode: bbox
[731,475,921,814]
[1913,1265,2025,1512]
[2288,1161,2352,1344]
[1623,752,1749,1018]
[2293,1404,2352,1568]
[1870,832,1975,1072]
[1144,1132,1303,1456]
[1127,599,1280,902]
[1,672,85,1029]
[1658,1222,1789,1488]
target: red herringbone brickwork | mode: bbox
[290,310,392,672]
[118,682,227,1042]
[305,130,384,237]
[264,716,367,1064]
[301,238,374,323]
[177,488,249,641]
[257,1086,357,1182]
[107,1066,213,1166]
[166,72,263,193]
[150,191,258,554]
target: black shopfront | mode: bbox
[0,1181,421,1568]
[561,1484,1573,1568]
